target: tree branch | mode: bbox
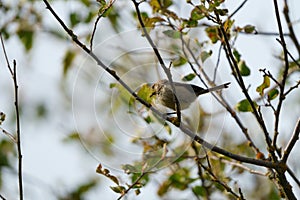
[131,0,182,122]
[282,119,300,163]
[283,0,300,57]
[272,0,290,150]
[90,0,116,51]
[0,33,23,200]
[215,13,276,160]
[42,0,281,171]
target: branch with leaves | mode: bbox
[42,0,300,199]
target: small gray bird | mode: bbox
[151,79,230,110]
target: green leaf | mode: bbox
[200,50,212,63]
[267,89,279,101]
[122,164,138,174]
[69,12,81,27]
[80,0,91,6]
[192,186,206,197]
[163,30,181,39]
[110,186,126,194]
[63,132,80,142]
[63,50,76,77]
[76,179,98,195]
[144,115,153,124]
[164,122,172,135]
[149,0,172,12]
[168,168,195,190]
[215,8,228,16]
[136,83,154,104]
[235,99,258,112]
[233,49,241,62]
[109,83,117,88]
[17,29,34,52]
[190,6,206,20]
[256,76,270,96]
[238,60,250,76]
[244,25,256,33]
[182,73,196,81]
[172,56,187,67]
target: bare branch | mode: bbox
[0,127,16,143]
[283,0,300,57]
[90,0,116,51]
[272,0,290,150]
[0,33,23,200]
[228,0,248,19]
[284,80,300,96]
[282,119,300,163]
[0,33,13,75]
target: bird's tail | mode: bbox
[207,82,231,92]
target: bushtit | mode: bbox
[151,79,230,110]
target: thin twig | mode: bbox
[117,144,167,200]
[0,33,23,200]
[90,0,116,51]
[0,127,16,143]
[0,34,13,75]
[217,156,266,176]
[283,0,300,57]
[191,142,211,199]
[240,31,289,36]
[13,60,23,200]
[284,80,300,96]
[213,44,222,82]
[228,0,248,19]
[276,38,300,69]
[272,0,290,156]
[196,158,242,199]
[282,119,300,163]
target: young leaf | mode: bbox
[182,73,196,81]
[238,60,250,76]
[233,49,241,62]
[17,29,34,52]
[200,50,212,63]
[110,186,126,194]
[190,6,206,20]
[244,25,256,34]
[172,56,187,67]
[136,83,154,104]
[256,76,270,96]
[267,89,279,101]
[192,186,206,197]
[163,30,181,39]
[63,50,76,77]
[235,99,258,112]
[69,12,81,27]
